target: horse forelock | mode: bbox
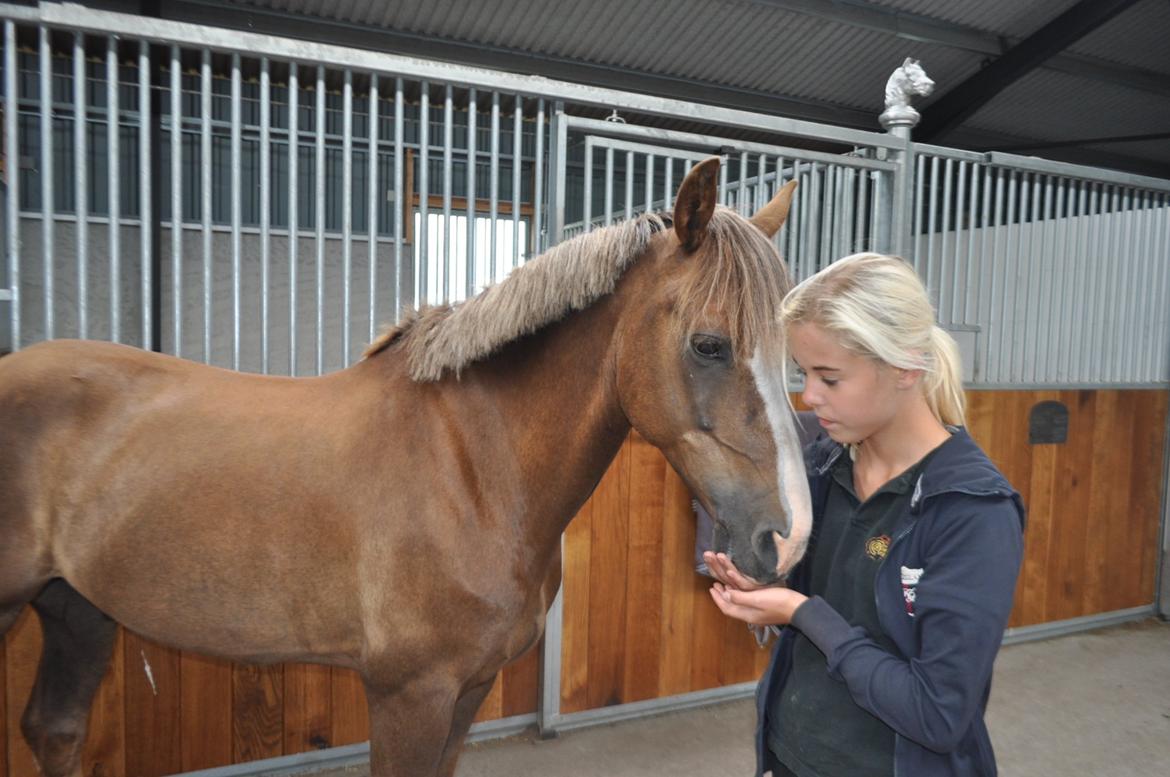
[672,207,793,363]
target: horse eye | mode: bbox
[691,335,726,360]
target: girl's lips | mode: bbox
[818,417,835,427]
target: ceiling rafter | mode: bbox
[746,0,1170,98]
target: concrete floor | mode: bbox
[314,618,1170,777]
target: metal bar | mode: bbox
[169,45,181,356]
[737,151,747,215]
[1090,186,1113,382]
[939,158,953,320]
[975,165,993,380]
[985,168,1005,383]
[7,2,904,152]
[985,151,1170,193]
[1064,180,1087,381]
[1155,194,1170,381]
[912,155,925,275]
[958,162,973,325]
[39,26,53,340]
[534,98,544,254]
[73,33,88,339]
[796,160,809,281]
[1050,179,1068,381]
[604,146,614,226]
[418,81,430,304]
[947,159,962,326]
[1130,192,1150,381]
[260,57,271,372]
[513,96,522,269]
[231,53,241,370]
[201,47,211,362]
[624,149,633,222]
[489,90,498,283]
[315,65,325,374]
[808,163,821,274]
[393,77,403,319]
[1113,189,1134,380]
[441,83,452,302]
[852,160,866,255]
[582,140,592,233]
[1079,183,1101,382]
[644,153,653,214]
[718,159,728,208]
[342,69,353,359]
[5,21,19,347]
[756,153,767,215]
[107,36,121,344]
[663,156,673,213]
[465,87,476,299]
[288,62,299,375]
[367,73,378,342]
[139,39,152,350]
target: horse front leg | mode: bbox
[365,671,462,777]
[434,679,496,777]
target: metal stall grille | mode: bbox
[1,21,547,374]
[910,144,1170,386]
[557,117,900,287]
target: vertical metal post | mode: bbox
[107,36,121,344]
[539,100,567,737]
[142,39,157,352]
[170,46,182,357]
[368,73,379,342]
[73,33,88,339]
[418,81,430,303]
[392,77,403,318]
[39,26,54,340]
[260,57,271,372]
[534,99,545,254]
[230,53,241,370]
[4,21,20,348]
[512,96,522,269]
[342,69,353,359]
[623,150,633,222]
[314,65,325,375]
[489,90,498,284]
[441,83,452,301]
[465,87,476,300]
[288,62,299,375]
[200,48,211,362]
[604,146,613,226]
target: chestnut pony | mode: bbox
[0,158,810,777]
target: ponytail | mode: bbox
[926,325,966,427]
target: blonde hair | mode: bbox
[780,252,966,427]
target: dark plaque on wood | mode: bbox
[1029,400,1069,444]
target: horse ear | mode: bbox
[750,180,798,238]
[673,157,719,253]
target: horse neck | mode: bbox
[460,270,640,557]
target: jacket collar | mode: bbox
[805,428,1021,518]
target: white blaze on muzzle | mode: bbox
[749,346,813,578]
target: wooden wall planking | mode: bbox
[2,389,1166,775]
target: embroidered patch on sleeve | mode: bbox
[901,566,924,617]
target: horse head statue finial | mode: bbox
[879,58,935,131]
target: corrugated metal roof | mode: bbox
[228,0,1170,177]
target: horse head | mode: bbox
[614,158,811,585]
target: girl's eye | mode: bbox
[823,378,839,387]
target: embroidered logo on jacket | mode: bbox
[901,566,924,617]
[865,534,891,560]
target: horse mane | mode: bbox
[365,207,791,382]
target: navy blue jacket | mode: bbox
[756,426,1025,777]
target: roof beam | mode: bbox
[748,0,1170,99]
[914,0,1145,141]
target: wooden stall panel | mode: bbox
[561,433,771,715]
[965,389,1167,628]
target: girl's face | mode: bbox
[788,322,910,446]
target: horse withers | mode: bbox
[0,157,810,777]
